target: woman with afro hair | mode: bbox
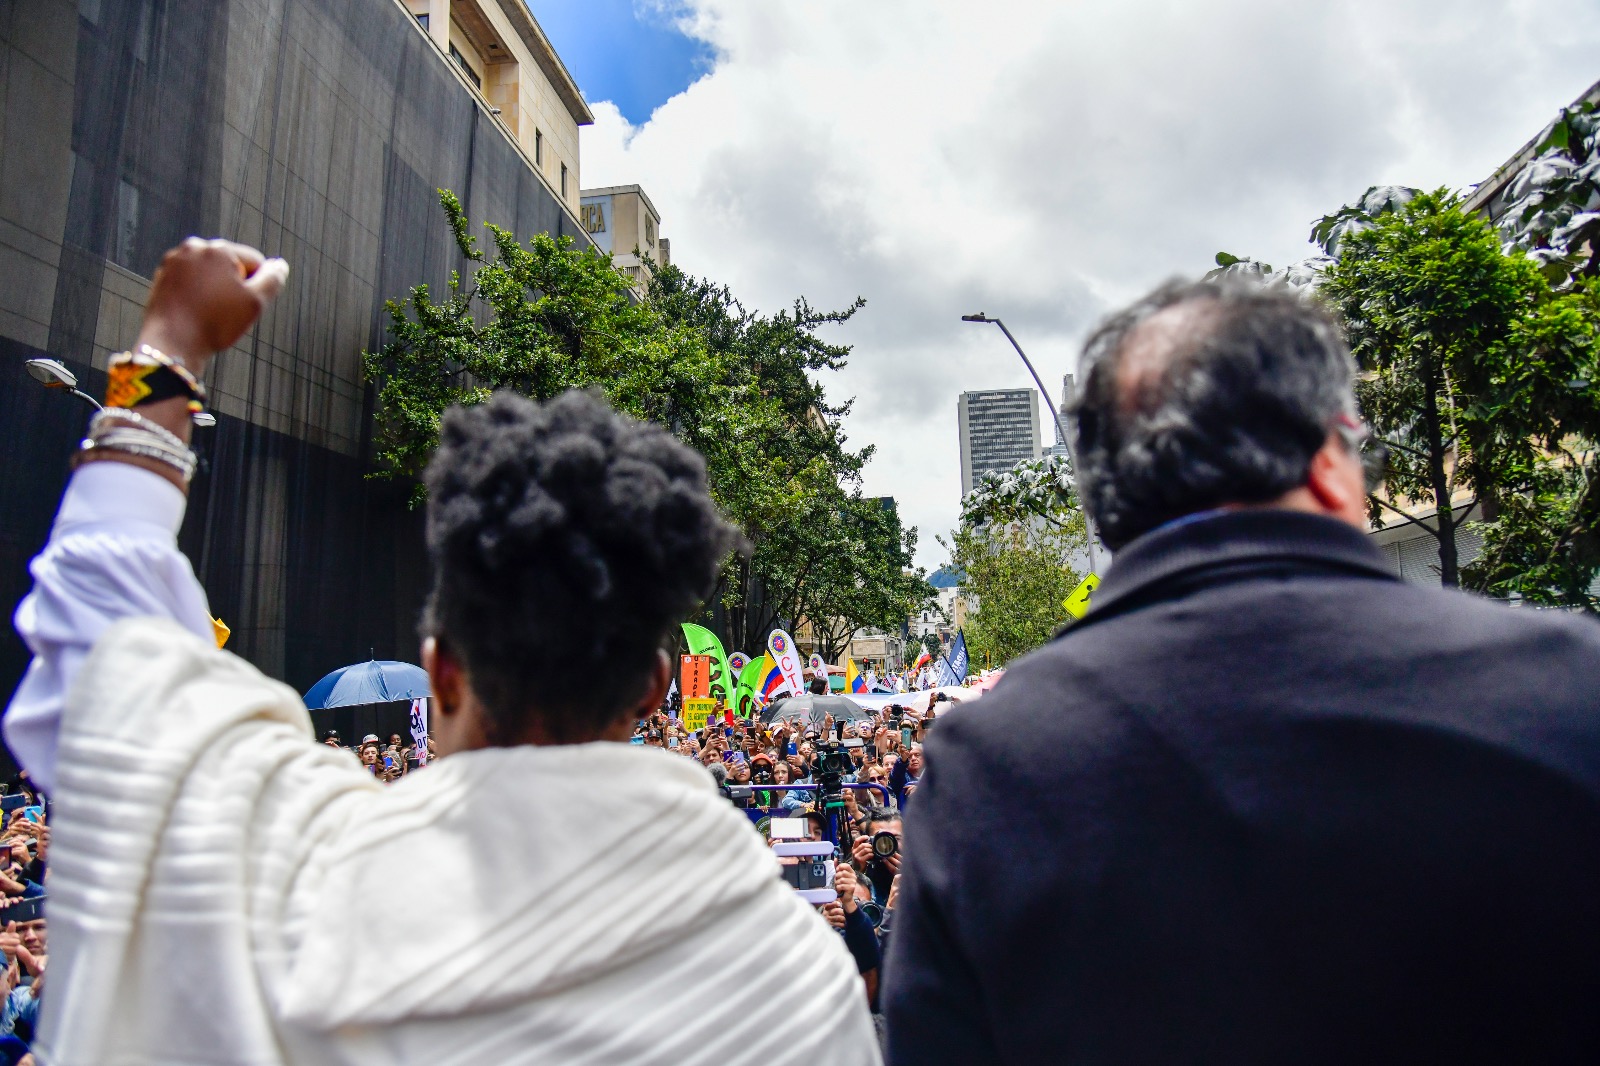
[5,238,878,1065]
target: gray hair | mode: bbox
[1070,280,1357,549]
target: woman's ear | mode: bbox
[422,636,491,755]
[421,636,455,716]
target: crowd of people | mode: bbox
[8,237,1600,1064]
[319,729,434,781]
[0,779,47,1066]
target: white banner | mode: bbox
[409,697,429,767]
[808,652,826,679]
[767,630,806,699]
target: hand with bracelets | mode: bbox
[75,238,289,493]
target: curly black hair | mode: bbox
[421,389,743,741]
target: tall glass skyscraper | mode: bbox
[957,388,1041,495]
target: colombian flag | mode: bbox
[845,658,868,694]
[759,653,790,699]
[911,648,932,673]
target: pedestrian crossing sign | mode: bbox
[1062,573,1100,620]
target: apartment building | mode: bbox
[403,0,593,213]
[580,184,671,289]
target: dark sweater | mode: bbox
[885,510,1600,1065]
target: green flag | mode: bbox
[737,654,769,719]
[681,623,734,709]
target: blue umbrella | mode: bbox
[303,659,432,709]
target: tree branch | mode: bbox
[1370,494,1448,541]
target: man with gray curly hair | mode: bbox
[6,239,877,1065]
[886,280,1600,1064]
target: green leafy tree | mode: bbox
[364,191,934,650]
[643,264,933,654]
[940,523,1083,667]
[1320,190,1532,585]
[1320,189,1600,596]
[960,455,1085,534]
[949,454,1091,664]
[1493,100,1600,288]
[363,190,711,498]
[795,495,933,663]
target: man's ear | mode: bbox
[1305,432,1369,530]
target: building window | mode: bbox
[535,129,542,166]
[414,12,428,29]
[448,42,481,88]
[560,163,568,198]
[113,178,139,269]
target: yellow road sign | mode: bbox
[1062,573,1100,620]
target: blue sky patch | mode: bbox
[527,0,714,126]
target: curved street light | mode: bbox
[961,313,1102,573]
[25,358,101,411]
[24,357,216,426]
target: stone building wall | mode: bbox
[0,0,592,719]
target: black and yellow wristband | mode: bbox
[105,344,208,413]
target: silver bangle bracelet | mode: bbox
[90,432,198,478]
[91,427,195,457]
[89,407,189,452]
[78,436,197,483]
[85,429,196,464]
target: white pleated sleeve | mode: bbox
[5,462,214,793]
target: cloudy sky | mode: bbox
[539,0,1600,570]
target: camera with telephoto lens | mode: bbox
[871,830,899,860]
[816,737,861,779]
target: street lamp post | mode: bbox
[25,358,101,411]
[960,313,1103,574]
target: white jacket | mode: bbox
[39,619,877,1065]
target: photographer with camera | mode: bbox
[850,809,902,907]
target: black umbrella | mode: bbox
[759,693,872,732]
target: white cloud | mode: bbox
[581,0,1600,569]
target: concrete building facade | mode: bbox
[0,0,594,713]
[1043,372,1074,461]
[958,388,1040,496]
[579,184,670,290]
[402,0,592,214]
